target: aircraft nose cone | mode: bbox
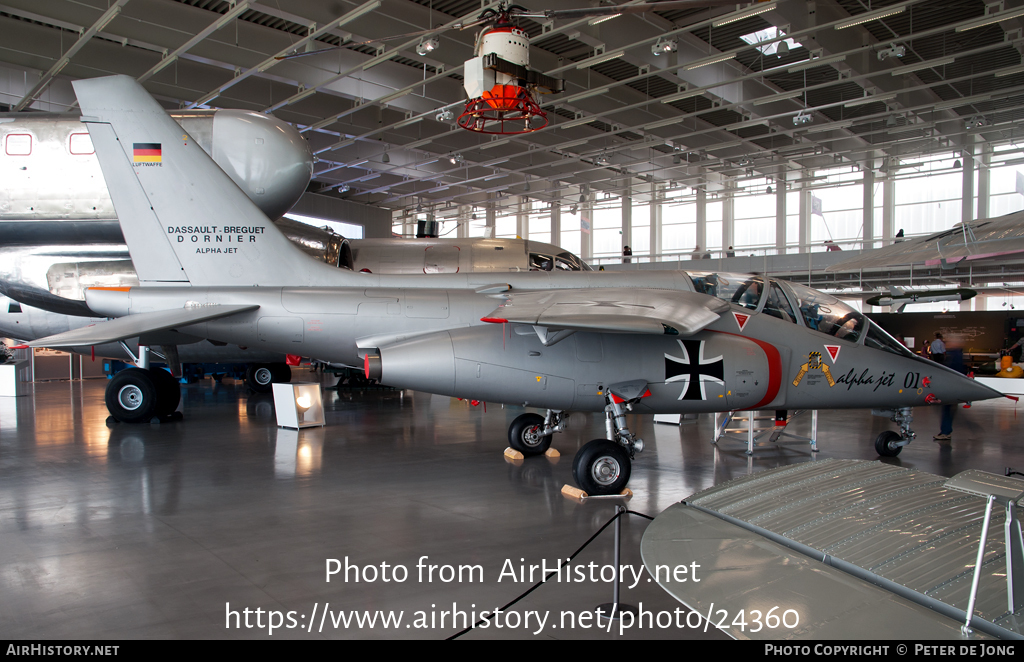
[211,110,313,219]
[936,370,1003,404]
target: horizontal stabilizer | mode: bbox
[28,304,259,349]
[482,288,727,335]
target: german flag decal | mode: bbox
[133,143,161,163]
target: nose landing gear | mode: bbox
[873,407,916,457]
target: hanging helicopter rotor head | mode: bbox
[458,91,547,135]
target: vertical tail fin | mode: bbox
[72,75,346,287]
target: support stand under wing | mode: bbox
[712,409,819,455]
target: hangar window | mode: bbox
[762,283,797,323]
[689,272,764,310]
[788,282,865,343]
[69,133,94,155]
[5,133,31,156]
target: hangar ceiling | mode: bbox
[2,0,1024,216]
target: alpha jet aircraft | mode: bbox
[0,107,588,394]
[28,76,1002,496]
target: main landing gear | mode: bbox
[873,407,916,457]
[506,381,648,496]
[105,345,182,424]
[244,363,291,393]
[573,383,647,495]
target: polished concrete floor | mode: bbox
[1,371,1022,640]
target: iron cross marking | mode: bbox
[665,339,725,401]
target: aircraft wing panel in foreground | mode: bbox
[484,288,728,335]
[643,459,1017,639]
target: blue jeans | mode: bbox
[940,405,955,435]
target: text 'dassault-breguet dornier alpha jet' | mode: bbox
[30,76,1002,496]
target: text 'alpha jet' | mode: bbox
[30,76,1003,496]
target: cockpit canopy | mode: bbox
[528,251,592,271]
[687,272,914,356]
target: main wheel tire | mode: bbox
[105,368,158,424]
[269,363,291,383]
[245,364,275,393]
[572,439,631,496]
[875,430,903,457]
[347,372,369,387]
[508,413,552,456]
[148,368,181,417]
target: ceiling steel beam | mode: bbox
[13,0,130,112]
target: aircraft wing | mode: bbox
[643,459,1016,639]
[826,211,1024,271]
[482,288,728,335]
[27,304,259,349]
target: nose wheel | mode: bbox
[875,430,903,457]
[874,407,915,457]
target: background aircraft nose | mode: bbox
[211,110,313,220]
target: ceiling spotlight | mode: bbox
[954,159,962,168]
[596,153,610,166]
[878,43,906,60]
[436,108,454,122]
[579,193,586,203]
[652,37,677,56]
[416,37,440,56]
[448,152,464,165]
[776,40,789,58]
[339,184,350,193]
[570,204,579,214]
[766,185,773,194]
[966,115,988,129]
[793,111,813,126]
[382,151,390,163]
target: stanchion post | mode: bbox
[597,506,637,621]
